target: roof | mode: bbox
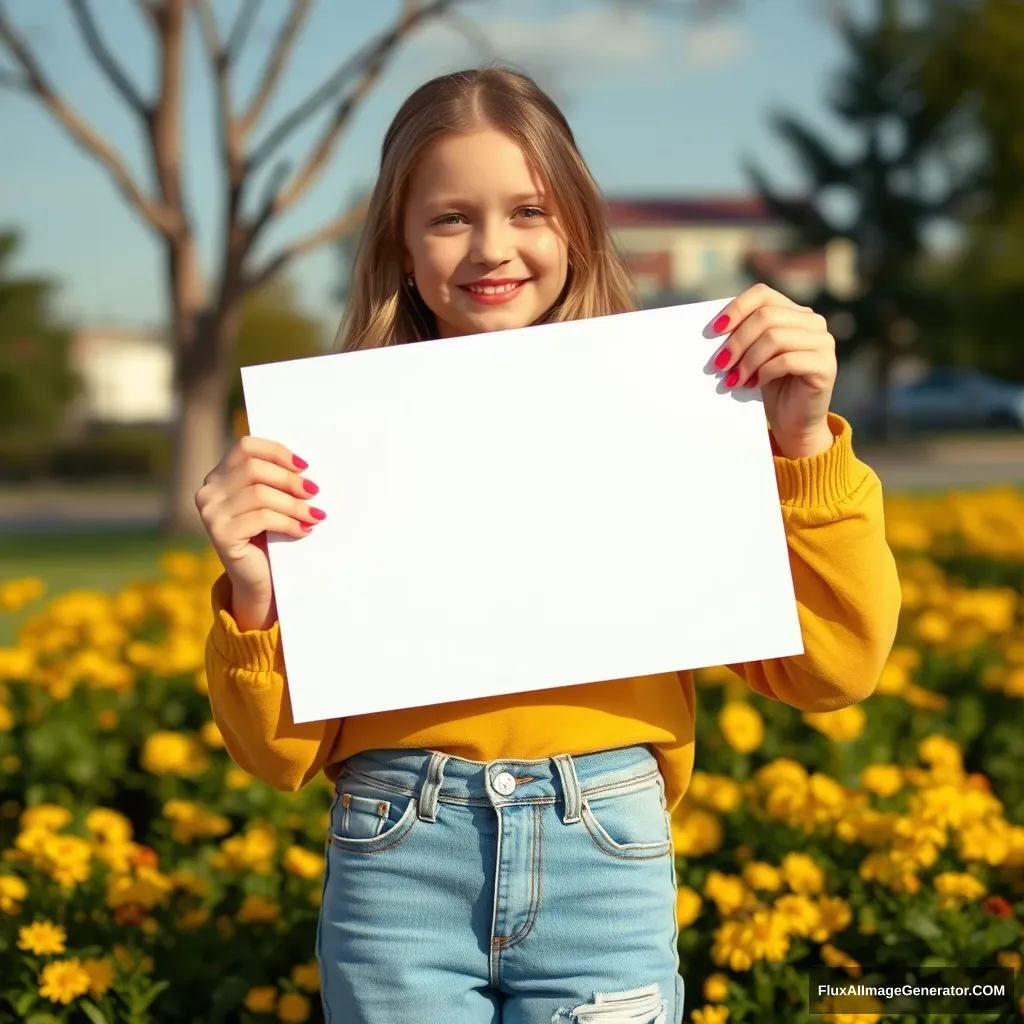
[605,195,809,228]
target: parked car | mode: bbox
[858,367,1024,436]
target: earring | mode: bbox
[405,273,415,289]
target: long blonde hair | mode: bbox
[335,65,637,352]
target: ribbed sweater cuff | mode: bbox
[209,573,282,672]
[771,413,855,508]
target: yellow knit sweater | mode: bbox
[204,413,900,812]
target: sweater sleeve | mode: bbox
[727,413,901,711]
[204,572,342,791]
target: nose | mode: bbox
[470,216,514,268]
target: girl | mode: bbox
[196,67,901,1024]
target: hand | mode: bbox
[194,436,325,628]
[708,283,837,459]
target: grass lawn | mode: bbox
[0,529,210,646]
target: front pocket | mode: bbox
[581,777,672,860]
[328,776,418,855]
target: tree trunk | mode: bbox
[163,295,243,534]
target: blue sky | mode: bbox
[0,0,865,332]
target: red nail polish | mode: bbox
[293,455,308,470]
[301,524,313,533]
[725,369,740,388]
[714,349,731,370]
[713,314,730,333]
[302,479,320,495]
[309,507,327,521]
[746,372,759,388]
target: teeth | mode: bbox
[467,282,521,294]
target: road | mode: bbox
[0,437,1021,530]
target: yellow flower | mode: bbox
[687,773,743,814]
[672,807,722,857]
[803,706,866,743]
[38,958,91,1005]
[82,957,114,997]
[704,871,754,917]
[820,943,861,977]
[283,845,324,880]
[0,704,13,731]
[106,866,173,910]
[238,894,282,924]
[997,951,1022,974]
[692,1006,730,1024]
[200,720,225,748]
[773,894,821,938]
[244,986,278,1014]
[933,871,987,908]
[903,684,948,711]
[780,853,824,895]
[676,886,703,928]
[163,800,231,843]
[0,872,28,913]
[85,808,133,845]
[178,907,211,931]
[742,862,782,892]
[703,973,730,1002]
[291,961,320,993]
[811,897,852,941]
[915,609,952,644]
[18,920,67,955]
[278,992,311,1023]
[226,766,254,790]
[918,734,962,770]
[141,731,209,776]
[858,765,903,798]
[718,702,763,754]
[213,824,277,875]
[20,803,72,833]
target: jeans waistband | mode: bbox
[336,744,662,825]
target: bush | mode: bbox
[48,427,173,482]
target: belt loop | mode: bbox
[553,754,582,825]
[417,752,449,822]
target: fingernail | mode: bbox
[301,524,313,533]
[714,349,731,370]
[725,369,740,388]
[745,372,759,388]
[713,314,730,333]
[293,455,309,470]
[302,479,320,495]
[309,507,327,521]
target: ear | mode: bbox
[403,252,414,275]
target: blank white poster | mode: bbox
[240,298,803,724]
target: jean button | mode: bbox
[493,771,517,796]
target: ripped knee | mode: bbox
[552,983,668,1024]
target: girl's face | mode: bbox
[402,128,570,339]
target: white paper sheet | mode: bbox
[240,298,803,723]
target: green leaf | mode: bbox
[80,1002,110,1024]
[26,1014,63,1024]
[13,992,37,1016]
[138,981,170,1011]
[904,910,944,942]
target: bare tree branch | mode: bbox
[135,0,160,26]
[250,0,466,170]
[0,64,26,89]
[238,0,310,135]
[244,194,370,294]
[225,0,261,61]
[67,0,148,113]
[0,2,178,235]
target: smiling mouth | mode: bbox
[462,280,527,295]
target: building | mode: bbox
[606,195,857,306]
[66,325,177,429]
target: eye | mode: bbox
[517,207,545,220]
[432,212,466,226]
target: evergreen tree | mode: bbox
[746,0,960,437]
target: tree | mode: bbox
[228,276,325,428]
[0,229,78,458]
[745,0,962,437]
[0,0,727,533]
[915,0,1024,380]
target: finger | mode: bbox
[222,436,308,476]
[706,283,802,337]
[222,483,325,526]
[711,304,818,376]
[231,508,314,542]
[751,350,835,390]
[226,456,319,502]
[727,328,824,388]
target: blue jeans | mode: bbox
[316,743,683,1024]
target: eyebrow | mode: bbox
[425,192,546,209]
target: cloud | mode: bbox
[403,6,752,89]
